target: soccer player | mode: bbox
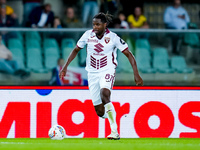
[59,12,143,140]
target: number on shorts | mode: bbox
[105,74,115,88]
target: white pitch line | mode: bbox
[0,142,62,145]
[0,142,27,144]
[0,142,48,145]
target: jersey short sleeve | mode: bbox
[77,30,90,49]
[114,34,128,52]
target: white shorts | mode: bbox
[88,69,115,106]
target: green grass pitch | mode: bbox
[0,138,200,150]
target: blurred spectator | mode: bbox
[100,0,122,17]
[108,18,121,28]
[127,6,149,29]
[49,58,65,85]
[164,0,190,29]
[118,11,129,29]
[62,7,82,28]
[0,6,17,27]
[49,16,63,43]
[0,36,30,79]
[82,0,99,27]
[29,3,54,28]
[0,6,18,43]
[54,16,62,28]
[22,0,42,27]
[0,0,17,19]
[47,17,62,44]
[120,0,144,17]
[127,6,149,39]
[164,0,190,54]
[62,0,80,7]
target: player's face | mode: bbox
[92,18,107,36]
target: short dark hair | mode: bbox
[93,12,113,26]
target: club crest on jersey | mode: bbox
[104,37,110,44]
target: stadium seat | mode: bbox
[1,39,5,45]
[136,56,156,73]
[16,32,24,43]
[187,22,198,29]
[79,46,87,67]
[135,48,156,73]
[171,56,193,73]
[61,38,76,50]
[25,31,41,43]
[153,57,174,73]
[43,38,60,69]
[62,47,79,67]
[7,38,25,68]
[44,47,60,69]
[152,47,174,73]
[26,48,44,72]
[61,38,78,67]
[43,38,59,49]
[117,50,133,73]
[148,4,155,13]
[8,38,24,51]
[9,47,25,69]
[153,47,169,58]
[26,39,41,49]
[135,39,151,52]
[183,33,200,47]
[135,48,151,61]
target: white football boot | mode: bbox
[107,132,120,140]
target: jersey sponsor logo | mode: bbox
[104,37,110,44]
[120,38,125,45]
[94,43,104,53]
[88,39,98,43]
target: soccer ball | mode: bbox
[48,125,66,140]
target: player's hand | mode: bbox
[59,68,67,80]
[178,15,185,19]
[134,74,143,86]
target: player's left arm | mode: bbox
[123,49,143,86]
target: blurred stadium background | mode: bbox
[0,0,200,86]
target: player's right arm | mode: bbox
[59,30,89,79]
[59,46,81,79]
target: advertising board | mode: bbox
[0,86,199,138]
